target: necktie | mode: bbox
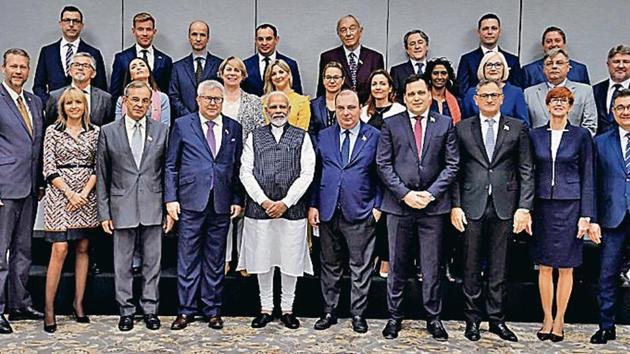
[16,96,33,136]
[416,62,424,76]
[195,57,204,86]
[485,119,496,161]
[341,130,351,166]
[609,84,623,122]
[206,120,217,158]
[262,56,271,80]
[65,43,74,75]
[625,132,630,176]
[131,122,143,168]
[414,116,423,160]
[141,49,149,64]
[348,52,358,90]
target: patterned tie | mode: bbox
[341,130,351,166]
[609,84,623,122]
[485,119,496,161]
[416,62,424,76]
[348,52,358,90]
[131,122,143,168]
[65,43,74,76]
[262,56,271,80]
[195,57,204,86]
[16,96,33,136]
[206,120,217,158]
[414,116,423,160]
[625,132,630,176]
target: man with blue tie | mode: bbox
[589,88,630,344]
[166,80,243,331]
[592,45,630,135]
[390,30,430,102]
[169,21,223,119]
[309,90,381,333]
[377,75,459,341]
[33,5,107,104]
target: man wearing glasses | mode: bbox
[33,5,107,104]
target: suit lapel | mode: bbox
[201,53,216,80]
[138,119,155,170]
[420,113,437,161]
[491,115,510,162]
[609,129,626,172]
[153,48,163,75]
[348,123,368,165]
[190,113,213,158]
[251,54,263,83]
[183,55,196,86]
[536,85,550,121]
[332,124,343,166]
[117,118,137,168]
[401,112,420,161]
[53,40,65,77]
[215,118,231,159]
[24,93,41,137]
[1,85,33,138]
[336,47,352,81]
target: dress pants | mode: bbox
[177,196,230,317]
[462,196,511,324]
[599,213,630,329]
[113,224,162,316]
[387,212,444,320]
[0,196,36,313]
[319,210,376,316]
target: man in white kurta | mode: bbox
[238,91,315,329]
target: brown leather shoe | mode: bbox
[170,314,193,330]
[208,316,224,329]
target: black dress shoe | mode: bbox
[280,313,300,329]
[170,314,194,330]
[550,330,564,342]
[0,315,12,334]
[489,322,518,342]
[427,319,448,341]
[590,327,616,344]
[382,319,402,339]
[464,322,480,341]
[352,316,368,333]
[314,313,338,330]
[536,328,551,341]
[118,315,134,331]
[251,313,274,328]
[208,316,224,329]
[9,306,44,320]
[144,314,161,330]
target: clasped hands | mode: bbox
[65,189,89,212]
[403,190,433,210]
[261,200,287,219]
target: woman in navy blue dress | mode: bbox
[529,87,594,342]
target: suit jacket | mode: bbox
[168,53,223,118]
[592,79,617,135]
[594,128,630,228]
[96,118,169,228]
[164,113,243,213]
[529,124,594,217]
[0,85,44,199]
[109,45,173,102]
[522,58,590,88]
[457,47,522,97]
[45,85,113,127]
[376,111,459,216]
[390,60,415,103]
[242,52,302,96]
[308,95,331,144]
[316,45,384,104]
[452,115,534,220]
[312,122,382,223]
[524,79,598,135]
[33,39,108,104]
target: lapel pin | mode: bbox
[361,135,367,141]
[430,117,435,123]
[231,138,236,142]
[225,129,229,135]
[504,125,509,131]
[147,136,153,142]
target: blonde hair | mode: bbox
[477,51,510,82]
[218,56,248,80]
[263,59,293,94]
[56,87,91,128]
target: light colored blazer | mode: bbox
[46,85,113,126]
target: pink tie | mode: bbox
[414,117,423,160]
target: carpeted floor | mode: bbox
[2,316,628,353]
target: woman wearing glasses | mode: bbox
[263,59,310,131]
[528,87,594,342]
[308,61,345,143]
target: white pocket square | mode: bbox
[504,125,509,131]
[147,136,153,142]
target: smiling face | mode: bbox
[197,86,223,120]
[404,79,431,116]
[430,64,449,89]
[69,56,95,84]
[613,95,630,131]
[337,16,362,50]
[483,54,505,81]
[63,95,86,121]
[128,58,150,81]
[543,31,565,52]
[370,73,392,102]
[221,60,244,88]
[405,33,428,61]
[607,53,630,83]
[2,53,29,93]
[132,19,156,48]
[478,18,501,48]
[270,64,290,90]
[256,27,279,56]
[546,96,572,119]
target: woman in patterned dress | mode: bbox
[42,88,100,333]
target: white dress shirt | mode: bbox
[60,37,81,74]
[200,114,223,155]
[619,126,630,161]
[481,45,498,54]
[339,122,361,158]
[479,112,500,146]
[258,51,277,80]
[607,78,630,111]
[408,109,429,147]
[135,44,155,70]
[343,45,362,66]
[124,115,146,152]
[192,51,208,72]
[547,79,568,89]
[550,129,564,186]
[409,58,427,75]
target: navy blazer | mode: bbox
[594,128,630,228]
[109,46,173,102]
[164,113,243,213]
[529,124,594,217]
[242,52,302,96]
[0,85,44,199]
[390,60,415,103]
[317,45,384,104]
[592,79,617,135]
[33,39,107,104]
[457,47,522,97]
[169,53,223,119]
[522,58,590,88]
[307,95,332,144]
[312,122,382,223]
[376,111,459,216]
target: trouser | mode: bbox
[257,268,297,313]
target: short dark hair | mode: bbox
[478,13,500,29]
[256,23,278,37]
[402,74,427,95]
[60,5,83,22]
[542,26,566,45]
[3,48,29,66]
[614,88,630,105]
[423,57,458,96]
[403,29,429,49]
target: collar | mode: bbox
[200,113,223,128]
[259,52,277,62]
[192,52,208,61]
[547,79,568,89]
[340,122,361,136]
[481,45,498,54]
[479,112,501,123]
[407,109,428,120]
[2,81,24,101]
[409,58,426,67]
[135,44,154,56]
[343,45,362,59]
[620,126,630,139]
[61,37,80,49]
[71,83,91,93]
[609,77,630,90]
[270,123,285,135]
[124,115,146,129]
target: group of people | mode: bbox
[0,5,628,347]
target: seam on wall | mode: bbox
[254,0,258,53]
[385,0,390,68]
[517,0,523,58]
[120,0,125,51]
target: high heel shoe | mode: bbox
[43,317,57,333]
[550,330,564,342]
[536,327,551,341]
[72,309,90,324]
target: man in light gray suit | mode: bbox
[45,52,113,127]
[96,80,173,332]
[0,48,45,334]
[524,48,597,135]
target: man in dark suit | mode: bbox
[169,21,223,119]
[33,5,107,104]
[96,81,172,331]
[522,26,590,88]
[166,80,243,331]
[592,45,630,135]
[243,23,302,96]
[457,13,522,97]
[377,75,459,341]
[451,79,534,342]
[317,15,384,104]
[390,29,430,102]
[589,89,630,344]
[110,12,173,103]
[45,52,113,127]
[309,90,382,333]
[0,48,45,334]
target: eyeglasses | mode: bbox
[476,93,503,100]
[61,18,82,25]
[324,75,343,82]
[613,104,630,113]
[550,98,570,104]
[484,62,504,69]
[199,96,223,104]
[70,63,92,69]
